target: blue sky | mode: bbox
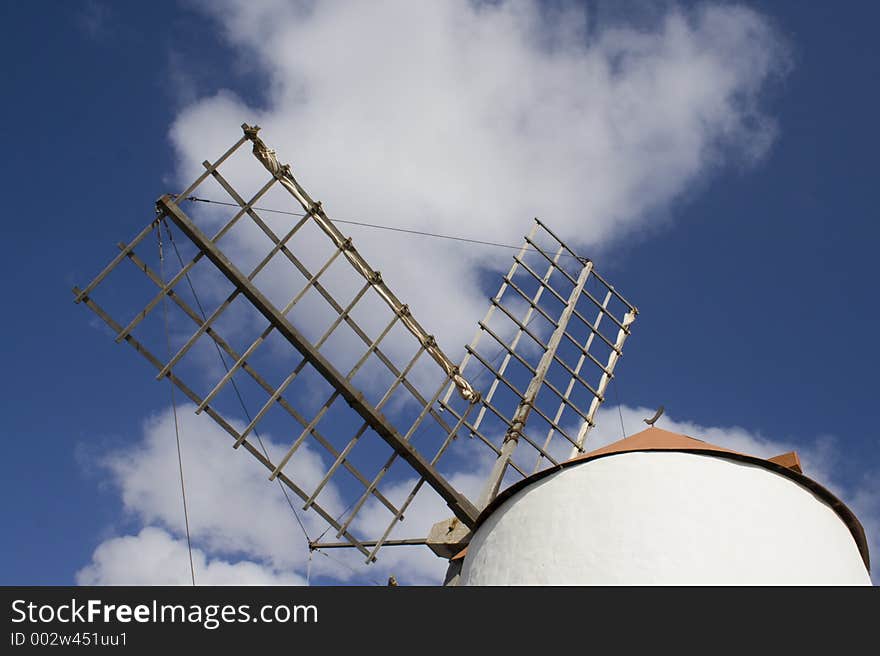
[2,0,878,585]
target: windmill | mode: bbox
[74,125,870,585]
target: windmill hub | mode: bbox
[426,518,470,559]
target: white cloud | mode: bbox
[96,403,457,585]
[84,400,877,585]
[168,0,789,358]
[76,527,305,585]
[101,404,345,577]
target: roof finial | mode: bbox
[644,405,665,427]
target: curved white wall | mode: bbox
[460,452,870,585]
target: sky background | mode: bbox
[1,0,878,585]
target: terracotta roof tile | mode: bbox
[573,426,742,461]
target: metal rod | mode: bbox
[311,539,429,550]
[336,449,401,541]
[561,329,614,377]
[155,287,237,381]
[465,338,597,444]
[205,163,347,289]
[524,235,578,287]
[580,286,630,334]
[487,297,549,351]
[501,275,563,332]
[512,255,570,307]
[549,349,602,401]
[570,305,622,355]
[233,361,309,448]
[476,321,537,376]
[590,268,639,314]
[534,218,586,263]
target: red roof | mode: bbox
[574,426,802,473]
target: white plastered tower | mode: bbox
[459,427,871,585]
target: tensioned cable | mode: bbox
[157,224,197,586]
[161,222,313,549]
[314,499,358,545]
[179,195,586,260]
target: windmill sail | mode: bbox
[73,125,637,563]
[441,219,638,509]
